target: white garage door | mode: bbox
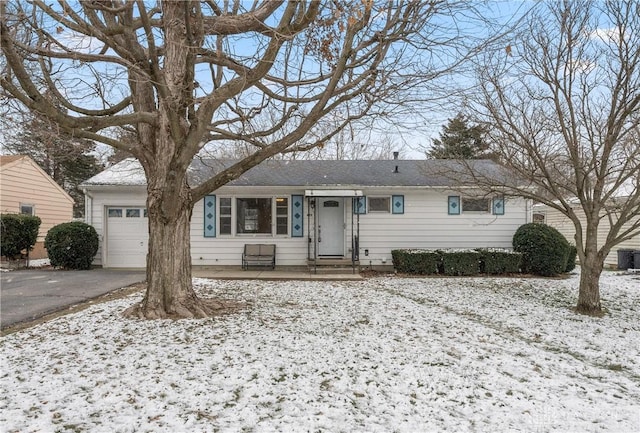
[106,207,148,268]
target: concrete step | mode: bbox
[307,259,360,274]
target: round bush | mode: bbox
[1,214,41,259]
[565,245,578,272]
[45,221,99,270]
[512,223,570,276]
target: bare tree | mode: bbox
[2,0,500,319]
[469,0,640,315]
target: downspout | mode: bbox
[83,188,93,225]
[313,199,318,274]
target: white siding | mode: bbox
[191,187,309,267]
[86,188,147,267]
[354,190,529,267]
[538,205,640,268]
[192,188,530,267]
[87,185,531,268]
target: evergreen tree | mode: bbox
[428,114,490,159]
[4,113,103,217]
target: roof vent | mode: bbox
[394,165,399,174]
[393,151,399,160]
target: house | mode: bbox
[81,157,532,269]
[0,155,74,259]
[533,185,640,268]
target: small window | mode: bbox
[369,197,390,212]
[126,208,141,218]
[533,213,546,224]
[219,198,232,235]
[462,198,489,213]
[323,200,340,208]
[108,208,123,218]
[143,208,148,218]
[20,204,34,215]
[276,197,289,235]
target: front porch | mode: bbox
[192,266,363,280]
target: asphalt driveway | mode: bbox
[1,268,145,329]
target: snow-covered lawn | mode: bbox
[1,271,639,432]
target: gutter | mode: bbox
[83,188,93,225]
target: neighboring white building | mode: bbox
[82,158,532,269]
[533,187,640,268]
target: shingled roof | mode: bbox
[83,158,515,188]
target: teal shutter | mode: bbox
[392,195,404,214]
[353,196,366,214]
[448,196,460,215]
[204,195,216,237]
[493,196,505,215]
[291,195,304,237]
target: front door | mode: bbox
[318,198,345,256]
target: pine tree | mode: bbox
[428,114,490,159]
[5,113,103,217]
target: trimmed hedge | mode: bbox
[392,249,521,276]
[0,213,41,259]
[442,251,481,276]
[477,249,522,274]
[391,249,440,274]
[512,223,570,276]
[45,221,99,270]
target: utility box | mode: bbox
[617,249,635,270]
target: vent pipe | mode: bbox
[393,151,399,160]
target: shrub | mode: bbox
[512,223,570,276]
[45,221,99,270]
[441,250,481,276]
[0,214,41,259]
[477,249,523,274]
[565,245,578,272]
[391,249,441,274]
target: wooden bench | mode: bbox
[242,244,276,270]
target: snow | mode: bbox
[1,271,639,432]
[83,158,146,186]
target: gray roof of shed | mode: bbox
[83,158,514,188]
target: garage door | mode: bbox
[106,207,148,268]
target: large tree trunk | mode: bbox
[123,171,220,319]
[576,235,604,316]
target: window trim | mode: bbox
[368,196,391,213]
[107,208,123,218]
[462,197,491,213]
[215,196,290,237]
[20,203,35,216]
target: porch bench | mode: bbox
[242,244,276,270]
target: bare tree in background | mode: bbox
[470,0,640,315]
[2,0,501,319]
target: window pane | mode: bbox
[20,204,34,215]
[126,208,141,218]
[237,198,271,234]
[369,197,390,212]
[143,208,148,218]
[220,198,232,235]
[462,198,489,212]
[108,208,123,217]
[276,197,288,235]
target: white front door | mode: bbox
[318,198,344,256]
